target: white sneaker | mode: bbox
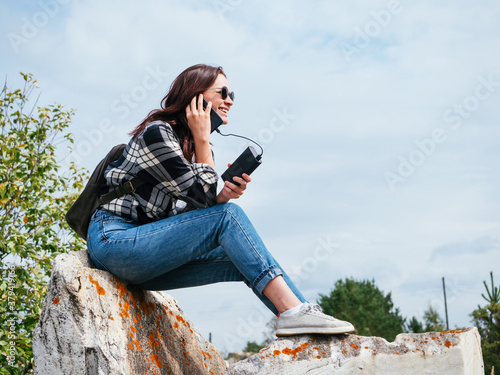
[275,303,355,336]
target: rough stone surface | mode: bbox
[226,328,484,375]
[33,250,226,375]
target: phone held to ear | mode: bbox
[197,96,264,186]
[198,98,223,133]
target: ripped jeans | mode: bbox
[86,202,306,315]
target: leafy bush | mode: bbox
[0,73,86,373]
[318,277,406,342]
[471,272,500,375]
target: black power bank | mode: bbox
[221,146,262,186]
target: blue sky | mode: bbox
[2,0,499,353]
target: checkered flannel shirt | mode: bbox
[100,121,218,224]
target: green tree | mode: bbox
[406,305,446,333]
[242,341,265,353]
[406,316,425,333]
[471,272,500,375]
[0,73,86,374]
[422,305,446,332]
[318,277,405,342]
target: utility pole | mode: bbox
[209,332,212,343]
[442,277,449,331]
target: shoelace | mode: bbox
[303,303,325,315]
[277,303,325,318]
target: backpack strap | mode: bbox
[98,176,146,206]
[98,176,207,210]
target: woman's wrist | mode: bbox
[192,133,210,144]
[216,191,230,204]
[193,139,214,167]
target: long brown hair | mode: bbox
[130,64,226,161]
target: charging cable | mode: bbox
[215,129,264,160]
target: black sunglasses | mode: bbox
[208,86,235,101]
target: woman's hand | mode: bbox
[217,169,251,204]
[186,94,215,167]
[185,94,211,142]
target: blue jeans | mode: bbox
[86,202,306,315]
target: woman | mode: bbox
[87,64,355,336]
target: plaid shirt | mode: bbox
[100,121,218,224]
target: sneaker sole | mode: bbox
[275,326,356,336]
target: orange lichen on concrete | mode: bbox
[53,297,60,304]
[156,315,163,327]
[173,322,179,329]
[115,282,128,298]
[150,353,162,368]
[89,274,106,295]
[176,315,185,323]
[444,340,452,348]
[281,343,306,358]
[149,332,160,348]
[157,330,164,342]
[133,339,142,352]
[121,300,131,318]
[129,292,138,308]
[273,350,281,356]
[140,301,152,315]
[149,302,156,312]
[128,343,133,350]
[351,343,359,350]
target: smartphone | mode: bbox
[199,98,223,133]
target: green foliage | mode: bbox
[0,73,87,373]
[406,316,425,333]
[471,272,500,375]
[318,277,406,342]
[242,341,265,353]
[422,305,446,332]
[483,271,500,304]
[406,305,446,333]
